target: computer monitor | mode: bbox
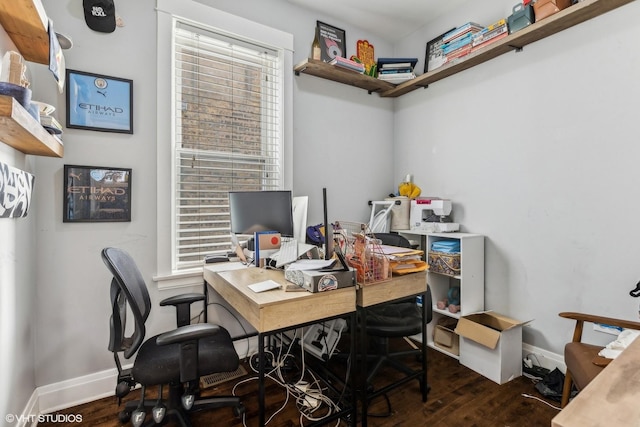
[229,190,295,237]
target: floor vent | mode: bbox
[200,365,247,389]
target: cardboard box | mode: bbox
[434,322,460,356]
[455,311,530,384]
[533,0,572,21]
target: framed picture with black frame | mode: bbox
[424,28,455,73]
[65,69,133,134]
[63,165,132,222]
[316,21,346,63]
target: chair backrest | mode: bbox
[374,232,411,248]
[102,247,152,359]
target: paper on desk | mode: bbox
[373,245,423,259]
[287,259,336,271]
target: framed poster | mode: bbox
[66,69,133,134]
[316,21,346,63]
[63,165,132,222]
[424,28,455,73]
[0,161,34,219]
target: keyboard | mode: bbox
[275,238,299,268]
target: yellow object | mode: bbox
[398,181,421,199]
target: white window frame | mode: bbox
[155,0,293,288]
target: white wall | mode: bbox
[393,1,640,355]
[25,0,395,403]
[16,0,636,415]
[0,31,38,422]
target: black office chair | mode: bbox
[364,233,432,412]
[102,247,244,427]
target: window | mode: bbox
[156,0,293,282]
[173,23,283,270]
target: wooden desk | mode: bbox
[551,336,640,427]
[357,271,427,308]
[204,266,355,333]
[204,266,428,427]
[204,266,357,427]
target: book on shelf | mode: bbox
[329,56,365,73]
[39,115,62,130]
[470,31,508,53]
[443,22,484,43]
[481,18,508,33]
[442,32,475,55]
[377,73,416,84]
[472,21,508,47]
[378,68,413,74]
[376,57,418,71]
[445,44,472,61]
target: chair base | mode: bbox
[365,337,429,407]
[119,383,243,427]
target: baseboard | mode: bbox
[521,343,565,373]
[36,368,118,415]
[14,389,38,427]
[31,340,254,418]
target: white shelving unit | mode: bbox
[398,231,484,360]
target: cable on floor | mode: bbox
[521,393,561,411]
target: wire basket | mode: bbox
[333,221,391,285]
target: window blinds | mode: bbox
[173,22,283,270]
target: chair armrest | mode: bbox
[559,312,640,330]
[156,323,221,346]
[160,293,207,327]
[559,312,640,342]
[160,293,206,307]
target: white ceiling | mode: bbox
[286,0,473,42]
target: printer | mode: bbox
[410,197,460,232]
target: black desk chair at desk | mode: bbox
[102,247,244,427]
[364,233,433,414]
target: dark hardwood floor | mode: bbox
[39,338,560,427]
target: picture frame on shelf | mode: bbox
[66,69,133,134]
[316,21,346,63]
[424,28,455,73]
[63,165,132,222]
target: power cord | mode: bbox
[521,393,561,411]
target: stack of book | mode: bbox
[441,22,484,63]
[376,57,418,84]
[40,114,63,137]
[471,19,509,53]
[329,56,365,73]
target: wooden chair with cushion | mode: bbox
[559,312,640,408]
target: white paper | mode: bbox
[286,259,336,271]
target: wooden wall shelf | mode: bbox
[0,0,50,65]
[294,0,635,98]
[0,95,63,157]
[294,58,395,94]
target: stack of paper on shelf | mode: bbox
[471,18,509,53]
[376,57,418,84]
[441,22,484,63]
[40,114,63,137]
[373,245,427,275]
[330,56,365,73]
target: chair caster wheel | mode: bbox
[233,403,246,418]
[131,409,146,427]
[118,410,131,423]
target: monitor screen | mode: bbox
[229,190,294,237]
